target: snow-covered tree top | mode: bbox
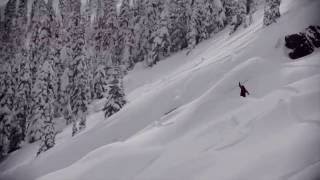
[0,0,9,7]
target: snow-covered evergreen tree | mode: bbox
[58,0,89,134]
[187,0,197,51]
[245,0,258,26]
[0,58,29,154]
[0,0,29,154]
[59,67,73,125]
[193,0,210,42]
[0,109,11,157]
[68,0,88,135]
[72,121,78,136]
[168,0,189,52]
[103,66,126,118]
[91,1,104,55]
[148,0,171,65]
[229,0,247,34]
[2,6,29,150]
[81,0,96,103]
[0,63,15,157]
[46,0,64,118]
[131,0,148,63]
[144,0,163,66]
[221,0,237,25]
[101,0,118,52]
[187,0,225,52]
[91,0,123,100]
[119,0,135,71]
[157,1,171,58]
[28,0,51,85]
[33,61,57,156]
[27,0,55,142]
[58,0,74,127]
[222,0,256,33]
[263,0,281,26]
[208,0,225,33]
[2,0,17,43]
[12,50,31,149]
[0,105,11,157]
[93,66,109,99]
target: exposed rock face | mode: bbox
[305,25,320,48]
[285,32,314,59]
[285,25,320,59]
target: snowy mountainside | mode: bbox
[1,0,320,179]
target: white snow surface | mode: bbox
[1,0,320,179]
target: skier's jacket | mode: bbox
[239,82,249,97]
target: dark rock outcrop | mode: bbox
[285,25,320,59]
[285,32,314,59]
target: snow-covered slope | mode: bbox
[1,0,320,179]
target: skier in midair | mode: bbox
[239,82,249,97]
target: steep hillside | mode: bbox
[1,0,320,179]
